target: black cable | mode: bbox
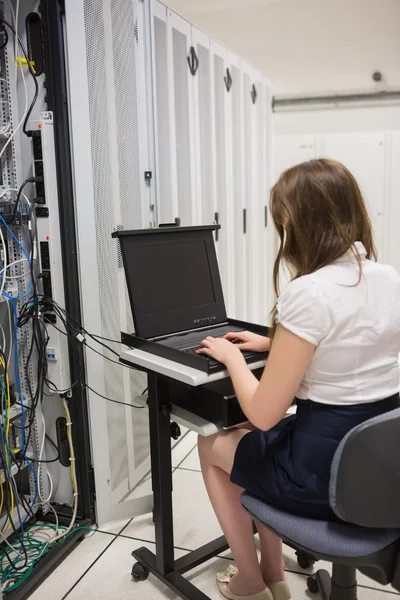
[17,295,147,410]
[0,19,39,136]
[10,177,35,224]
[28,434,60,464]
[41,297,122,358]
[45,433,58,453]
[91,334,126,345]
[84,384,144,410]
[21,301,130,369]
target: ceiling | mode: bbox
[165,0,283,15]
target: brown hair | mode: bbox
[270,158,376,333]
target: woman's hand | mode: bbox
[196,337,243,366]
[224,331,270,353]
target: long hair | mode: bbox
[270,158,376,335]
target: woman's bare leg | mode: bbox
[198,430,283,595]
[256,522,286,584]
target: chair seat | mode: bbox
[241,493,400,559]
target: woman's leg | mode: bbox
[198,430,267,595]
[256,522,285,584]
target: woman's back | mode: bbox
[278,242,400,405]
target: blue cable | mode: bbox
[0,216,31,265]
[9,300,24,450]
[8,300,39,519]
[0,215,32,300]
[0,218,40,531]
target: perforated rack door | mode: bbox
[66,0,153,524]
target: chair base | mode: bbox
[307,565,358,600]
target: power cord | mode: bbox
[10,177,42,223]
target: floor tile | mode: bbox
[65,538,184,600]
[180,445,201,471]
[97,518,133,535]
[171,430,198,467]
[123,469,221,549]
[29,532,115,600]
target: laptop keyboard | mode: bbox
[182,335,245,357]
[181,334,227,356]
[182,346,202,355]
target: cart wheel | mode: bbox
[297,552,315,569]
[132,562,149,582]
[307,576,319,594]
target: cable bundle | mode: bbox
[0,522,97,593]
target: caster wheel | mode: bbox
[132,563,149,582]
[307,576,319,594]
[170,422,181,440]
[297,553,315,569]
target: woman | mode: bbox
[197,159,400,600]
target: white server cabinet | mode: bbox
[242,62,271,325]
[65,0,154,525]
[192,28,215,229]
[210,39,235,315]
[151,1,275,323]
[262,77,276,321]
[230,53,246,321]
[151,3,198,226]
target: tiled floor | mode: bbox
[32,431,400,600]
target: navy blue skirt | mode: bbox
[231,394,400,521]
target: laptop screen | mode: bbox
[137,240,216,315]
[116,227,227,339]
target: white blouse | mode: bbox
[276,242,400,405]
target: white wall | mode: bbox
[165,0,400,96]
[274,105,400,135]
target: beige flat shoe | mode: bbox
[216,565,273,600]
[267,581,291,600]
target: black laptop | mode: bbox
[113,225,268,373]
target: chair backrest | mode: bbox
[330,408,400,528]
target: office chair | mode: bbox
[241,408,400,599]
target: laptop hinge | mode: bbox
[150,322,229,342]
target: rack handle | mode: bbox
[224,68,232,92]
[187,46,199,76]
[214,212,219,241]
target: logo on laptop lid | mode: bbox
[193,316,217,326]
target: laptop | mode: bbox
[113,225,268,373]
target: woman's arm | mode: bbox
[197,325,315,431]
